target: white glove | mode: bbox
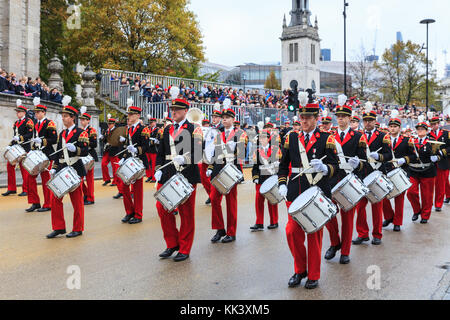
[227,141,237,151]
[66,143,76,152]
[127,145,137,154]
[370,152,380,161]
[279,184,288,197]
[154,170,162,182]
[118,158,125,166]
[6,146,11,151]
[206,169,212,177]
[348,157,360,169]
[173,155,185,166]
[49,169,56,176]
[33,137,42,145]
[119,136,126,143]
[431,155,439,163]
[13,136,20,142]
[310,159,329,175]
[254,179,259,184]
[397,158,406,166]
[99,134,104,140]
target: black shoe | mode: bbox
[113,193,123,199]
[173,253,189,262]
[250,224,264,231]
[288,272,307,288]
[151,180,156,183]
[444,198,450,204]
[173,211,179,216]
[102,180,111,186]
[25,204,41,212]
[372,238,382,245]
[305,279,319,289]
[382,219,393,227]
[340,255,350,264]
[159,246,179,258]
[37,207,51,212]
[128,217,142,224]
[420,219,428,224]
[145,177,152,183]
[267,223,279,229]
[66,231,82,238]
[352,237,370,245]
[84,201,95,205]
[83,195,87,202]
[435,207,442,212]
[46,229,66,239]
[324,244,341,260]
[110,184,117,187]
[121,214,134,223]
[221,235,236,243]
[18,192,27,197]
[412,212,420,221]
[205,198,211,205]
[393,225,401,232]
[211,229,226,243]
[2,190,16,196]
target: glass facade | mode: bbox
[239,64,282,86]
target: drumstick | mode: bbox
[20,136,44,146]
[343,156,368,163]
[114,144,138,157]
[153,152,191,189]
[49,142,78,157]
[291,155,327,181]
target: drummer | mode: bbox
[324,102,368,264]
[26,98,58,212]
[2,99,33,197]
[277,100,339,289]
[199,118,212,205]
[145,117,159,183]
[382,118,416,231]
[46,100,89,239]
[154,98,203,262]
[320,116,333,133]
[206,108,248,244]
[117,101,150,225]
[350,116,361,132]
[79,112,98,205]
[251,129,281,231]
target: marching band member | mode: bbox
[292,120,301,133]
[2,100,33,197]
[382,118,416,231]
[207,108,248,244]
[278,101,339,289]
[199,118,212,205]
[26,98,58,212]
[428,117,450,212]
[320,116,333,133]
[145,117,159,183]
[350,116,361,132]
[118,101,150,224]
[46,99,89,239]
[251,129,281,231]
[324,101,367,264]
[80,111,98,205]
[154,98,203,262]
[407,122,441,224]
[353,109,392,246]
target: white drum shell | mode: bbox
[211,163,243,195]
[22,150,50,176]
[82,155,95,172]
[387,168,412,199]
[154,173,194,212]
[3,144,27,165]
[260,175,283,205]
[117,157,146,185]
[332,173,369,211]
[288,186,338,234]
[363,171,394,204]
[47,166,81,199]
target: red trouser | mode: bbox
[210,184,238,237]
[407,176,435,220]
[382,192,406,226]
[325,207,356,256]
[51,185,84,232]
[434,168,449,208]
[146,153,157,179]
[199,163,212,197]
[82,168,95,202]
[121,178,144,219]
[446,173,450,199]
[286,201,323,280]
[156,184,197,255]
[27,161,53,207]
[7,162,28,193]
[355,197,383,239]
[255,184,278,225]
[101,152,121,185]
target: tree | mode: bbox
[349,45,376,100]
[264,70,281,90]
[64,0,205,77]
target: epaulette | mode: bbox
[47,120,56,129]
[359,134,368,147]
[26,119,34,129]
[89,127,97,137]
[78,130,89,143]
[141,127,150,137]
[193,126,203,139]
[326,134,336,149]
[382,134,391,144]
[284,132,290,149]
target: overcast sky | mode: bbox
[188,0,449,78]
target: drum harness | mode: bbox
[295,135,323,186]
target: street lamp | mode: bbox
[242,74,246,93]
[343,1,349,96]
[420,18,435,117]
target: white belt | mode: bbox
[60,157,80,164]
[291,167,301,173]
[409,163,432,168]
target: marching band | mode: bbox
[2,92,450,290]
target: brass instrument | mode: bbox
[107,126,127,147]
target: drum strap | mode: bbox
[335,140,352,173]
[367,145,381,170]
[219,140,234,164]
[259,148,275,176]
[62,137,72,166]
[168,134,181,172]
[298,137,314,185]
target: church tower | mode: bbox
[281,0,321,94]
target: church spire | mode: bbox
[283,14,287,28]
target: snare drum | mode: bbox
[260,175,284,205]
[3,144,27,166]
[332,173,369,211]
[386,168,412,199]
[47,166,81,199]
[154,173,194,212]
[211,163,243,195]
[288,186,338,234]
[81,155,95,172]
[363,170,394,204]
[116,157,146,185]
[22,150,50,176]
